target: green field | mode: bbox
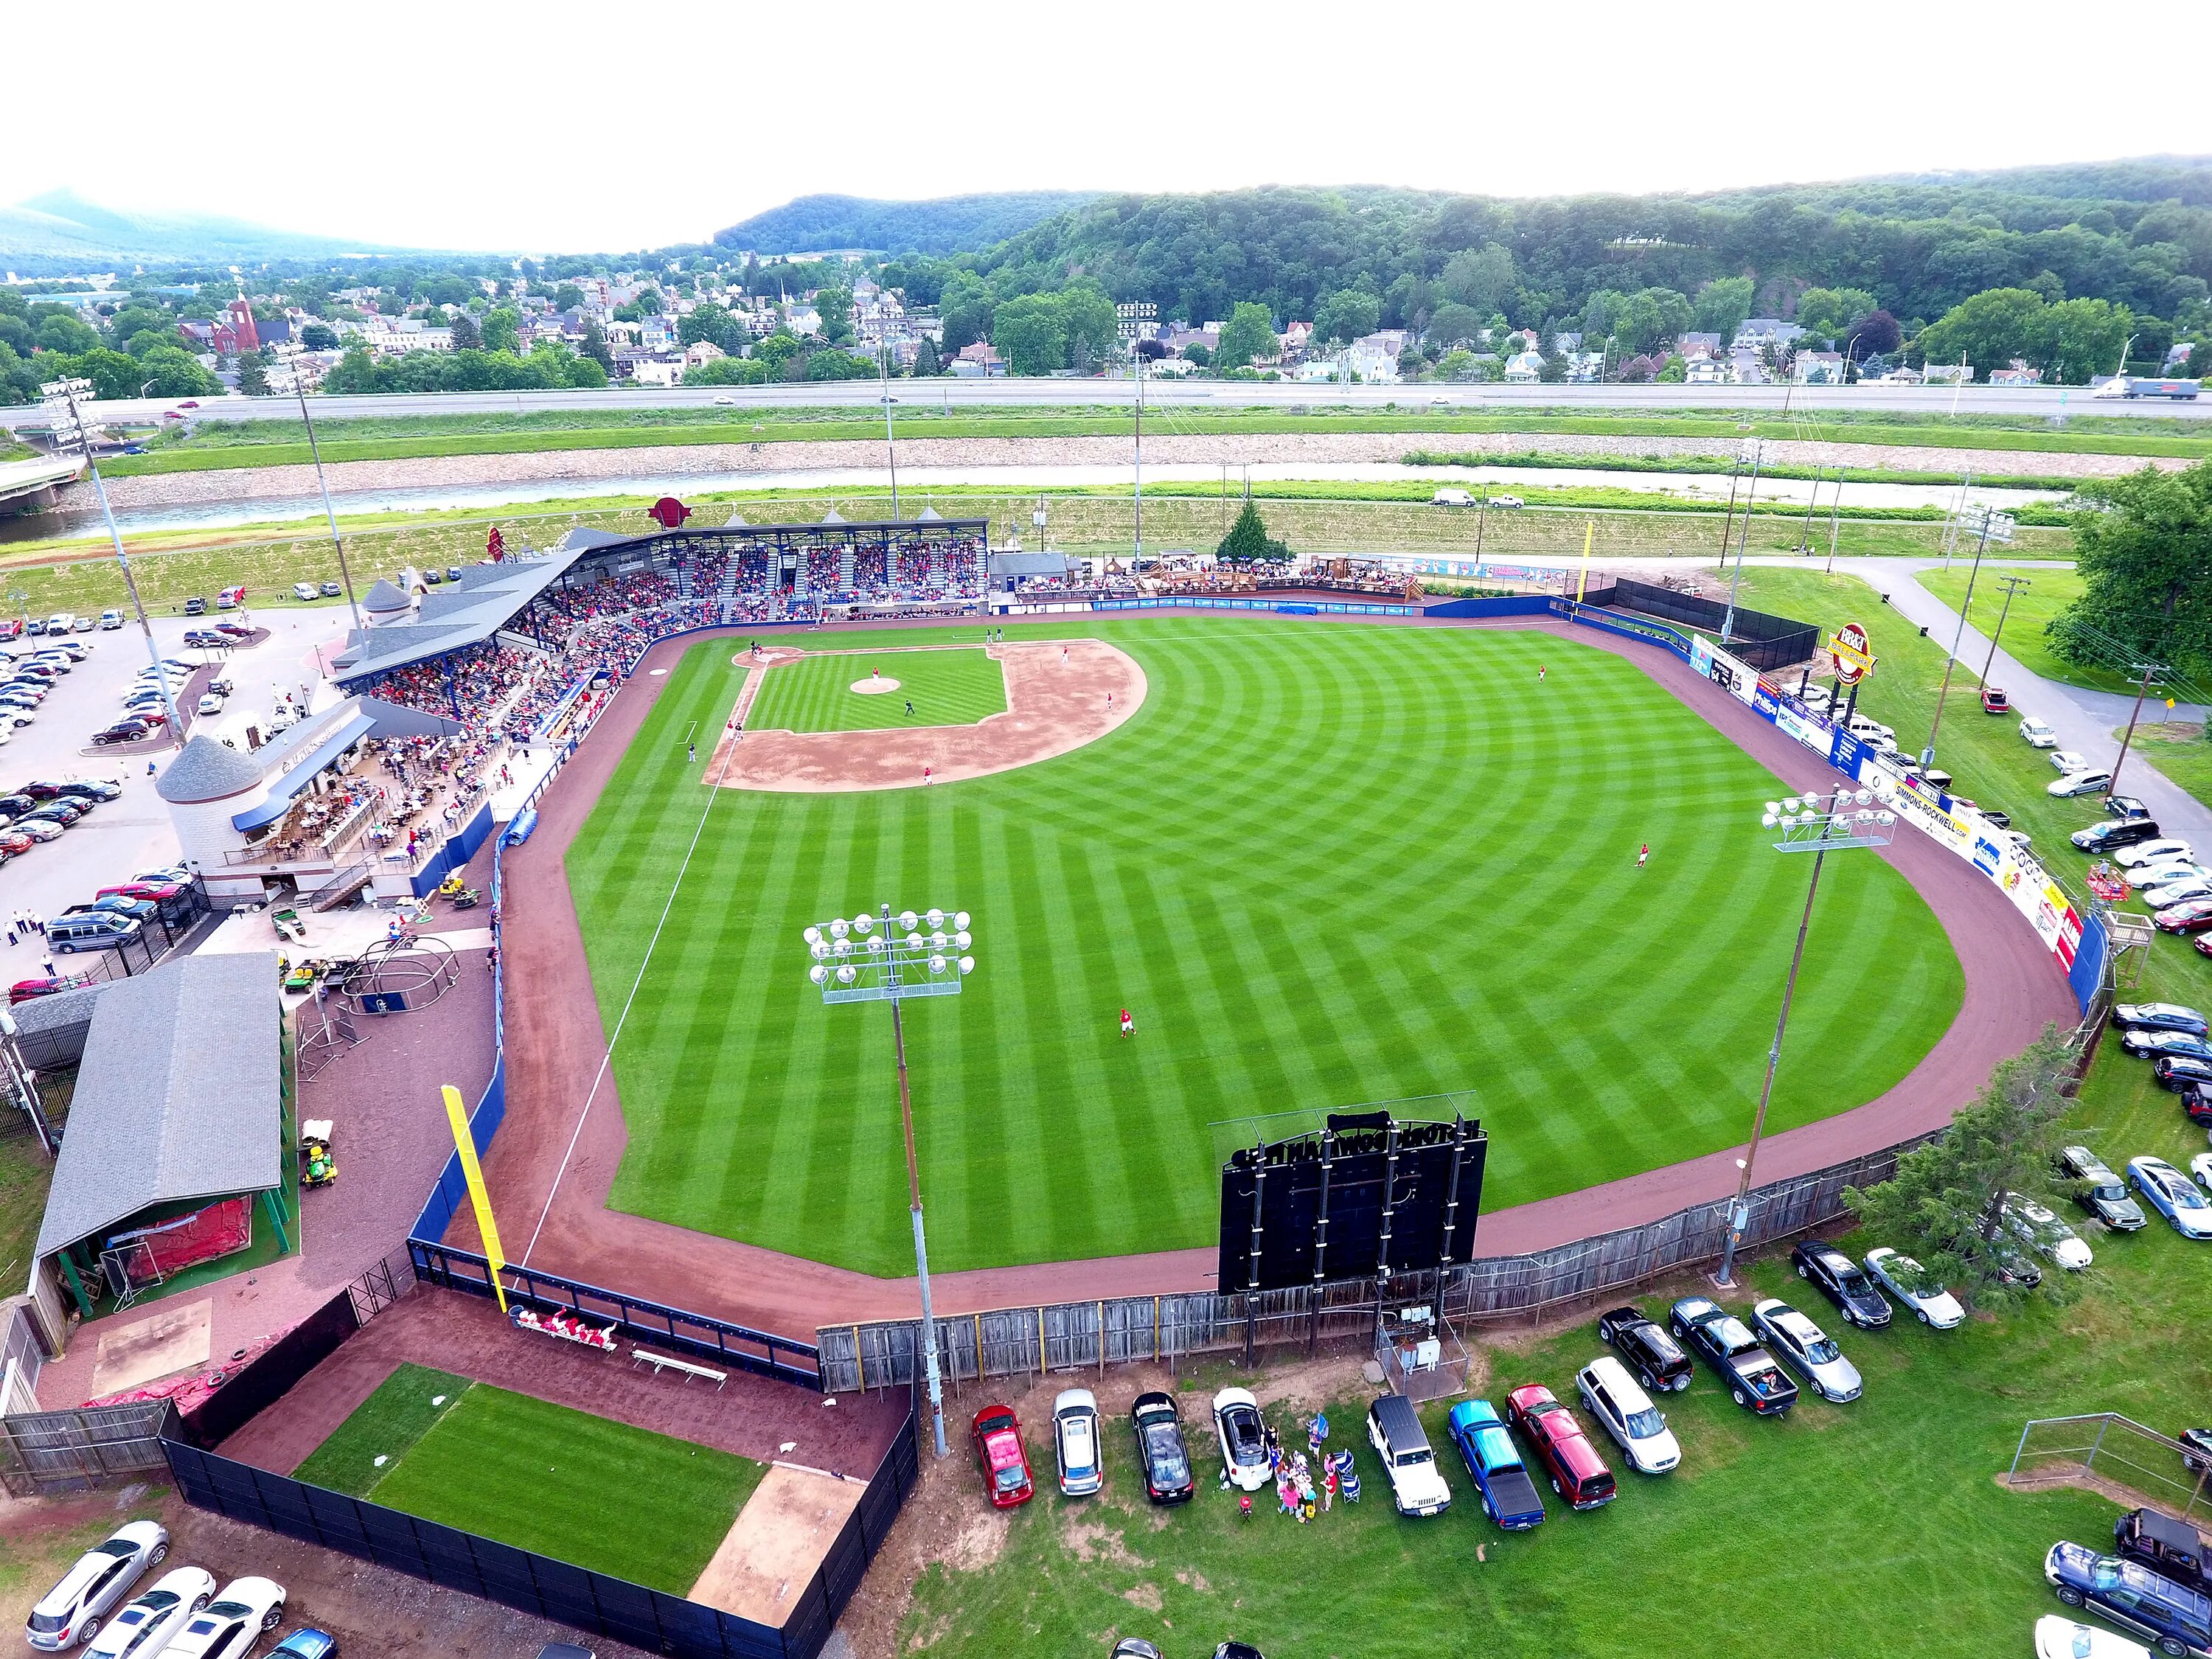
[1911,565,2144,695]
[567,618,1962,1277]
[291,1363,762,1592]
[747,646,1008,733]
[896,1003,2212,1659]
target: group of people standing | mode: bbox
[1237,1411,1360,1522]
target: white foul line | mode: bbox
[521,694,745,1265]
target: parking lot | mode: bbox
[0,602,356,953]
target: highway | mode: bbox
[2,378,2205,429]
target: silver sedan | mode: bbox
[1750,1299,1863,1402]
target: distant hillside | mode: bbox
[0,190,423,274]
[712,192,1098,257]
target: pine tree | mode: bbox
[235,349,270,396]
[914,335,942,377]
[1217,500,1288,561]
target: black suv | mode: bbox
[2118,1508,2210,1590]
[1792,1240,1894,1328]
[1595,1305,1692,1393]
[2073,816,2163,854]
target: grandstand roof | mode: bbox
[35,952,282,1261]
[331,552,583,684]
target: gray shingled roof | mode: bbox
[35,951,283,1260]
[156,735,263,804]
[363,578,410,615]
[330,551,583,684]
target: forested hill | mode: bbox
[948,159,2212,337]
[713,192,1096,256]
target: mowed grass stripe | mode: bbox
[746,646,1006,734]
[571,622,1962,1276]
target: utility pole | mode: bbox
[1978,574,2032,686]
[1927,508,2008,765]
[1717,454,1742,560]
[2110,581,2180,799]
[1722,442,1764,644]
[1823,470,1846,574]
[274,342,364,630]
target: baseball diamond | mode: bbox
[563,617,1964,1279]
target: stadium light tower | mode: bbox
[1714,787,1896,1288]
[271,341,364,629]
[803,902,975,1458]
[40,380,184,749]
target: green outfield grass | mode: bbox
[895,989,2212,1659]
[745,645,1008,733]
[567,617,1963,1277]
[291,1363,762,1593]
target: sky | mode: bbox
[13,1,2208,254]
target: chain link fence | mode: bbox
[2007,1414,2212,1523]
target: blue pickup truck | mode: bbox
[1446,1399,1545,1531]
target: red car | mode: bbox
[9,975,91,1006]
[2154,900,2212,936]
[0,831,32,856]
[970,1405,1034,1508]
[1505,1385,1615,1510]
[98,881,182,903]
[0,619,19,640]
[1980,687,2010,714]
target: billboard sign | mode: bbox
[1831,622,1875,684]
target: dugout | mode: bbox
[32,951,292,1321]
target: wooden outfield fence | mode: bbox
[818,1137,1923,1397]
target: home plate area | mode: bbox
[689,1463,869,1623]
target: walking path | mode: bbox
[1793,556,2211,842]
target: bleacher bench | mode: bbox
[630,1346,727,1389]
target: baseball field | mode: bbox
[566,617,1964,1279]
[291,1363,763,1591]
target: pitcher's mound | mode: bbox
[713,639,1145,792]
[687,1463,867,1623]
[850,677,901,695]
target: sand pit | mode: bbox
[711,639,1145,791]
[686,1463,867,1623]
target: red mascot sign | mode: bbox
[647,496,693,530]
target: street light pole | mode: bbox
[41,380,184,750]
[273,344,364,631]
[1722,442,1764,644]
[1926,507,2009,767]
[1716,787,1896,1287]
[2109,581,2180,799]
[879,343,901,522]
[804,903,975,1459]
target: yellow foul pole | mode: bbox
[442,1084,509,1313]
[1575,520,1594,603]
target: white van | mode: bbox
[99,610,124,630]
[1431,487,1475,507]
[45,613,75,636]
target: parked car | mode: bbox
[1366,1394,1453,1517]
[91,723,151,747]
[1108,1644,1163,1659]
[2121,1028,2212,1062]
[1444,1399,1544,1531]
[2034,1614,2154,1658]
[2105,793,2153,819]
[1981,686,2011,714]
[10,975,92,1005]
[53,780,120,803]
[2126,1158,2212,1238]
[2076,818,2166,854]
[2193,1152,2212,1197]
[291,582,319,602]
[2052,750,2091,773]
[1863,1248,1966,1327]
[72,898,156,925]
[267,1632,337,1659]
[2144,879,2212,913]
[2154,902,2212,936]
[52,914,142,953]
[197,691,226,715]
[2117,840,2194,870]
[2132,863,2212,897]
[2118,1508,2212,1592]
[1594,1304,1694,1391]
[1573,1357,1679,1474]
[1505,1384,1615,1509]
[0,830,35,855]
[24,1521,167,1652]
[1052,1388,1103,1498]
[149,1577,285,1659]
[2060,1146,2149,1231]
[970,1405,1033,1508]
[2053,771,2118,799]
[81,1568,217,1659]
[1791,1239,1895,1327]
[13,818,64,842]
[1212,1387,1269,1493]
[2154,1057,2212,1093]
[1667,1298,1798,1413]
[319,580,343,598]
[2045,1542,2212,1657]
[181,597,206,616]
[2183,1084,2212,1126]
[1750,1299,1863,1402]
[100,880,181,902]
[2116,1004,2210,1038]
[1130,1391,1194,1505]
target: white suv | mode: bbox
[2020,716,2058,748]
[1366,1394,1452,1517]
[1575,1355,1681,1474]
